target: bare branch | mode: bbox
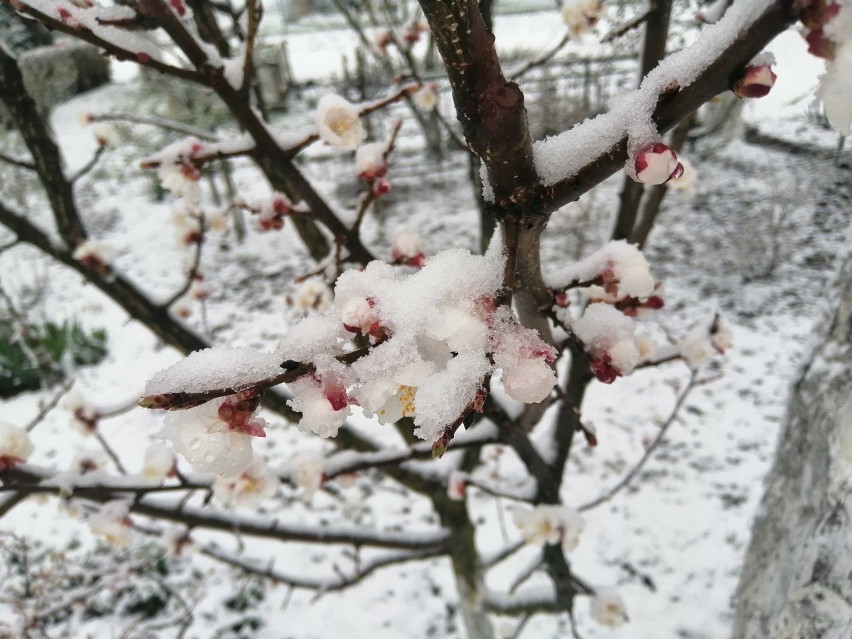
[0,150,35,171]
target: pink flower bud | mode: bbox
[733,65,777,98]
[589,353,622,384]
[631,143,683,185]
[137,52,151,64]
[372,178,392,197]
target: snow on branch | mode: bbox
[540,0,798,209]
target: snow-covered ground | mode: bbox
[0,7,849,639]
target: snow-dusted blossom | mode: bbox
[291,279,333,313]
[572,303,642,383]
[154,139,207,204]
[291,451,325,501]
[63,390,99,434]
[213,459,280,507]
[551,240,655,301]
[561,0,603,37]
[589,588,629,626]
[159,163,202,204]
[316,94,365,151]
[412,83,439,112]
[162,396,260,477]
[340,297,381,336]
[447,470,467,501]
[91,122,121,147]
[287,376,350,438]
[89,500,133,548]
[512,505,585,549]
[494,323,557,404]
[390,229,426,268]
[252,192,295,231]
[733,62,777,99]
[72,240,111,273]
[355,142,388,181]
[140,442,176,484]
[628,142,684,185]
[678,326,714,369]
[0,422,33,470]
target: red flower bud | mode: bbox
[733,65,777,98]
[632,143,683,185]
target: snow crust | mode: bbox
[145,347,285,395]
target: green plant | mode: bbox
[0,319,107,397]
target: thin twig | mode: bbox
[510,31,572,81]
[578,369,706,511]
[601,5,655,44]
[70,144,106,183]
[0,151,35,171]
[90,113,219,141]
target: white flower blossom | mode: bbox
[316,94,365,151]
[412,83,438,111]
[141,443,176,484]
[679,326,715,369]
[589,588,629,626]
[291,451,325,501]
[512,505,585,549]
[213,459,280,507]
[89,500,133,548]
[91,122,121,147]
[561,0,602,37]
[0,423,33,469]
[293,279,333,314]
[162,398,255,477]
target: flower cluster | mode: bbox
[273,239,557,445]
[548,241,661,383]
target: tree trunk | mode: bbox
[732,238,852,639]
